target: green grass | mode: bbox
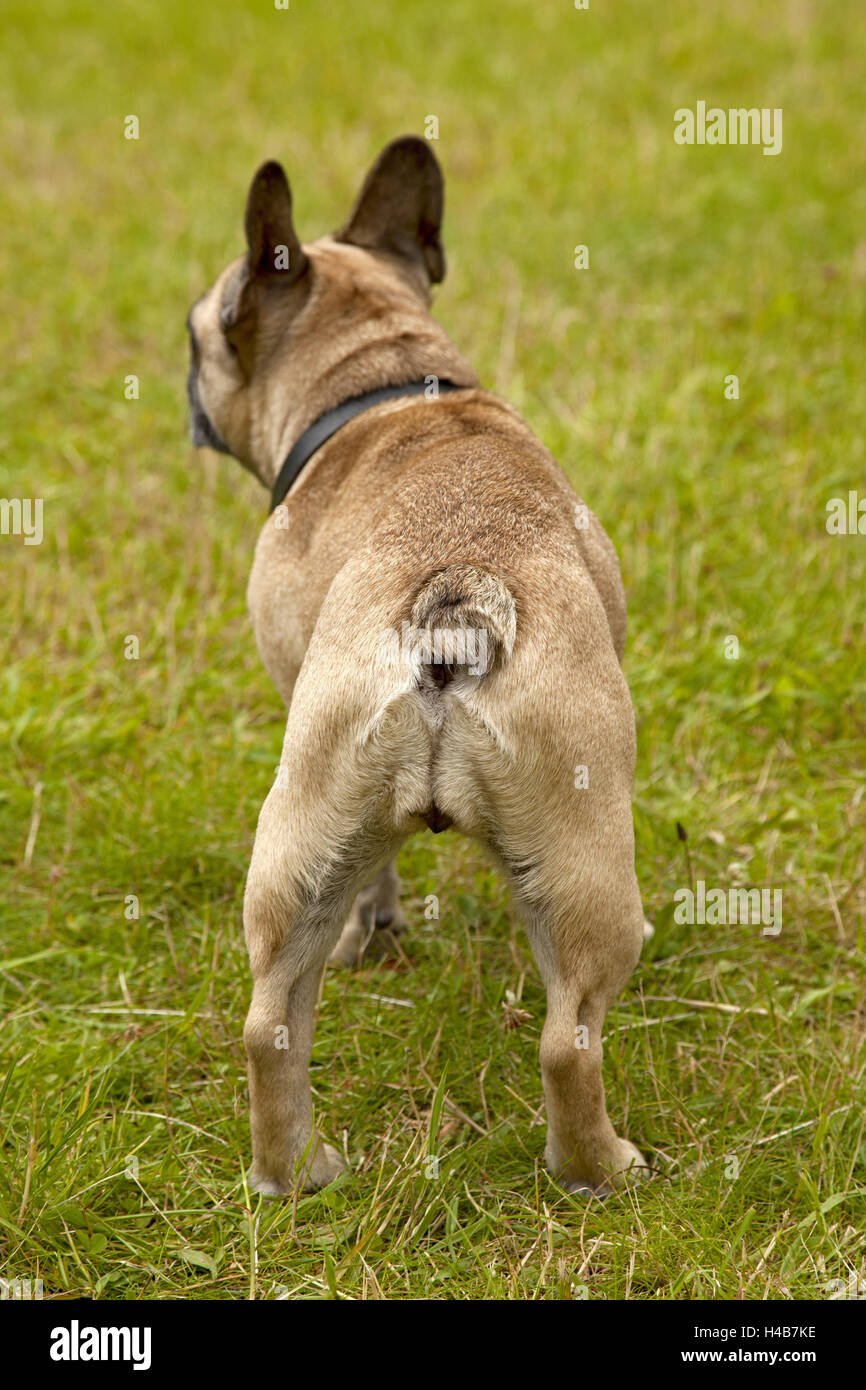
[1,0,865,1300]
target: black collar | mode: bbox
[269,379,464,511]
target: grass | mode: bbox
[1,0,865,1301]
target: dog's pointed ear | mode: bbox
[220,161,309,369]
[336,136,446,285]
[244,160,308,281]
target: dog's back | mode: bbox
[258,390,639,945]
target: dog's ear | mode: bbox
[221,161,309,371]
[336,136,446,285]
[243,159,308,281]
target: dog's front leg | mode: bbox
[330,860,408,966]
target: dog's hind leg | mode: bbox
[242,740,403,1195]
[504,824,649,1197]
[492,769,650,1196]
[432,596,650,1197]
[243,919,343,1196]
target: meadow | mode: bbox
[1,0,864,1300]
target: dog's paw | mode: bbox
[330,903,408,967]
[249,1170,293,1198]
[328,935,363,968]
[302,1141,347,1190]
[362,906,408,962]
[598,1140,652,1196]
[328,909,370,967]
[248,1140,347,1197]
[552,1141,651,1199]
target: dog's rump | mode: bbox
[350,562,519,831]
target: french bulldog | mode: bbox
[186,136,650,1197]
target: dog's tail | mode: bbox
[408,564,516,689]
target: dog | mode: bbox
[186,136,650,1197]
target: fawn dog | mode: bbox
[186,136,649,1196]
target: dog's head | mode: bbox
[186,136,449,484]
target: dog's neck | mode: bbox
[259,321,480,493]
[268,379,471,513]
